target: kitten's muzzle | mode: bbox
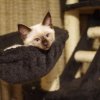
[42,39,49,48]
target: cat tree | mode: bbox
[64,0,80,62]
[0,0,100,100]
[22,0,100,100]
[64,0,100,78]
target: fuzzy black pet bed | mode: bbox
[0,27,68,84]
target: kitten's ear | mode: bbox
[18,24,31,39]
[42,12,52,27]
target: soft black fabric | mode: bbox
[0,32,23,50]
[0,27,68,84]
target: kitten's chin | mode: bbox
[42,42,54,50]
[39,46,50,50]
[43,47,50,50]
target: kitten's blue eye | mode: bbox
[46,33,49,37]
[34,38,40,41]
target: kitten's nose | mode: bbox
[42,40,49,47]
[44,42,48,46]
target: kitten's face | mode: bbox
[24,24,55,50]
[18,12,55,50]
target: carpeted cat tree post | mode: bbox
[1,81,10,100]
[64,0,80,77]
[64,0,80,62]
[11,84,23,100]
